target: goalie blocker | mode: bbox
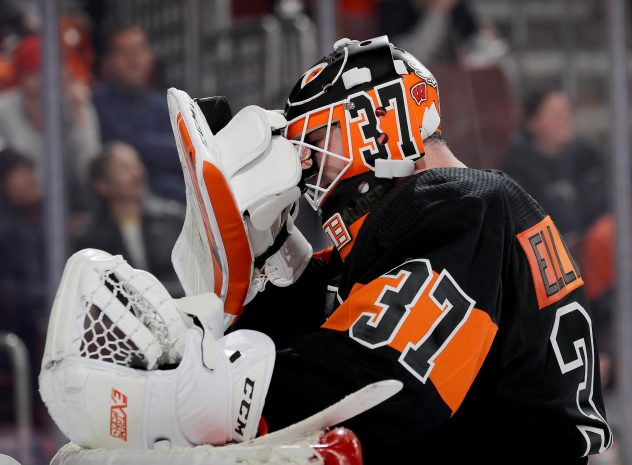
[167,89,313,329]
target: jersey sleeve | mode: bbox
[235,256,332,347]
[262,181,509,449]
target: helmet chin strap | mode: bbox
[374,159,415,179]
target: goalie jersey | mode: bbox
[238,168,611,464]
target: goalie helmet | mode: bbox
[284,36,441,259]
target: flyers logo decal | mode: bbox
[301,63,327,89]
[323,213,352,250]
[410,82,427,105]
[110,388,128,441]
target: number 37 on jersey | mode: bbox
[322,258,497,414]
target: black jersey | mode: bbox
[238,168,611,464]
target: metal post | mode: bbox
[185,0,201,95]
[41,0,66,307]
[509,0,528,99]
[262,16,282,108]
[606,0,632,462]
[0,333,32,465]
[315,0,336,57]
[293,14,318,71]
[561,0,578,99]
[213,0,231,31]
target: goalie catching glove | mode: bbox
[39,249,275,449]
[168,90,312,328]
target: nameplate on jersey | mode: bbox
[516,216,583,309]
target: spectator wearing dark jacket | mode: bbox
[92,23,183,200]
[502,89,607,252]
[0,148,46,423]
[0,148,46,334]
[73,142,184,296]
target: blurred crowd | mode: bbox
[0,1,186,444]
[0,0,620,460]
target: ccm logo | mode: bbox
[234,377,256,437]
[110,388,128,441]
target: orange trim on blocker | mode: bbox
[323,270,497,415]
[177,113,224,297]
[177,112,253,319]
[201,160,253,318]
[516,216,583,310]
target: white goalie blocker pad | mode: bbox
[168,88,309,329]
[39,249,275,450]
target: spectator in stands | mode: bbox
[0,145,56,430]
[60,12,97,85]
[378,0,507,66]
[93,23,184,201]
[502,88,607,251]
[0,0,36,90]
[0,148,46,388]
[73,142,184,296]
[0,34,101,211]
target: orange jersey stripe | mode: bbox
[313,246,335,263]
[424,308,496,414]
[339,214,368,261]
[323,269,497,414]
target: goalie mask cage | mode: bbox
[50,428,362,465]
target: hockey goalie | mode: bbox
[40,36,611,465]
[38,92,313,450]
[38,60,402,464]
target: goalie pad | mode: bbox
[168,89,311,328]
[39,249,275,449]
